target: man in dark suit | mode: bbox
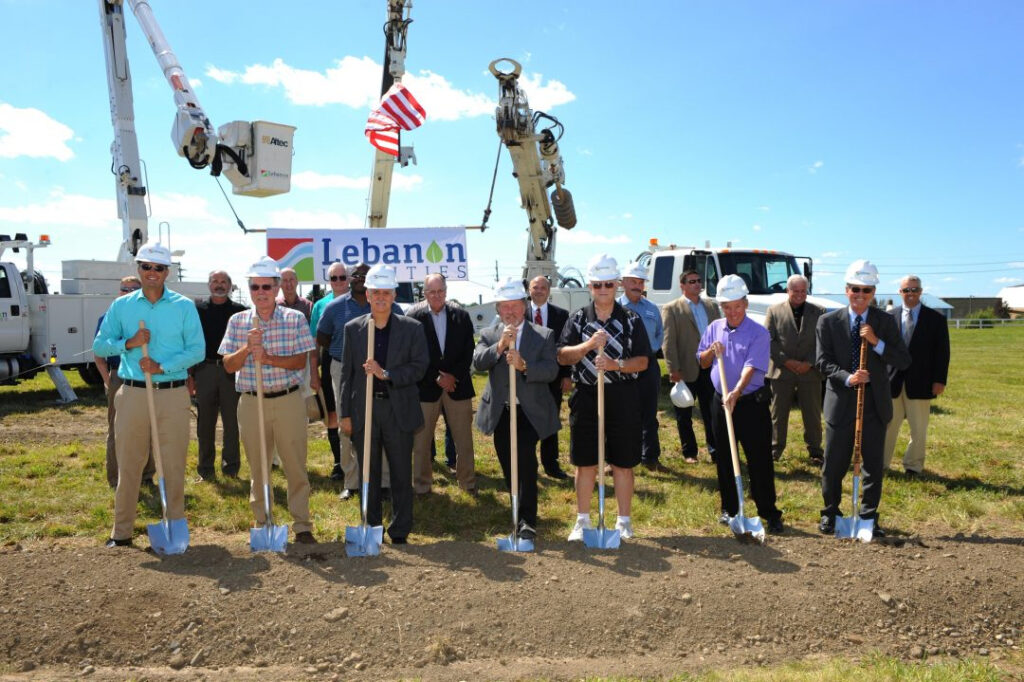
[408,274,477,494]
[339,264,428,544]
[816,260,911,536]
[528,275,571,480]
[765,274,826,464]
[474,277,561,541]
[884,275,950,475]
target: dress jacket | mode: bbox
[406,301,476,402]
[661,295,720,382]
[888,304,950,400]
[765,300,825,381]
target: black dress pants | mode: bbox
[354,397,414,540]
[821,390,886,521]
[710,391,780,521]
[494,405,541,528]
[674,366,717,459]
[539,383,564,473]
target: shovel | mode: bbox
[715,348,766,545]
[583,359,620,550]
[249,330,289,553]
[497,355,533,552]
[346,320,384,557]
[139,321,189,555]
[835,339,875,543]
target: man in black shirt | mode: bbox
[192,270,248,480]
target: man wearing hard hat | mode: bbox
[697,274,784,534]
[220,257,319,544]
[815,260,910,536]
[93,240,205,548]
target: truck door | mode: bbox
[0,263,31,354]
[699,254,719,297]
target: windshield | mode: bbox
[716,253,799,295]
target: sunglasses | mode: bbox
[120,287,140,293]
[900,286,922,293]
[139,263,167,273]
[590,281,616,289]
[848,286,875,294]
[684,278,703,285]
[330,275,348,282]
[249,283,275,291]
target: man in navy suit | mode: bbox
[528,275,572,480]
[816,260,910,536]
[883,275,950,476]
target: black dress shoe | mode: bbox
[339,488,357,500]
[718,511,730,526]
[518,523,537,541]
[105,538,132,548]
[294,531,317,544]
[818,516,835,534]
[545,468,570,480]
[390,536,408,545]
[330,464,343,481]
[872,525,887,538]
[767,517,785,534]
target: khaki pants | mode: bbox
[883,387,932,473]
[237,390,312,534]
[112,384,190,540]
[412,394,476,493]
[332,359,389,489]
[769,374,824,459]
[105,373,154,488]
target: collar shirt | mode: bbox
[277,295,312,322]
[903,303,920,327]
[372,316,393,394]
[687,296,710,337]
[847,306,887,356]
[93,287,205,383]
[317,294,401,361]
[218,306,316,393]
[791,302,806,330]
[696,316,769,396]
[558,302,652,386]
[309,292,335,335]
[430,306,447,352]
[531,301,548,327]
[196,297,248,361]
[618,293,663,353]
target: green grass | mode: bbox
[1,326,1022,545]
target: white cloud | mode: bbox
[752,224,762,231]
[404,71,494,121]
[1010,261,1024,268]
[809,160,824,174]
[292,170,423,191]
[191,79,202,89]
[994,276,1020,283]
[516,73,576,111]
[266,208,364,230]
[0,189,230,231]
[622,213,633,220]
[577,148,593,156]
[941,277,956,282]
[558,229,630,245]
[0,102,75,161]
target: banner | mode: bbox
[266,227,468,283]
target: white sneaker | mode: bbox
[568,517,591,542]
[615,518,634,540]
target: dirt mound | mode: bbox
[1,531,1020,680]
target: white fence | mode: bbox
[948,318,1024,329]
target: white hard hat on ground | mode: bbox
[845,259,880,286]
[586,253,619,282]
[246,256,280,279]
[365,263,398,290]
[621,261,649,280]
[493,276,527,302]
[716,274,749,302]
[134,241,172,266]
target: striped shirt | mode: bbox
[219,305,316,393]
[558,302,651,386]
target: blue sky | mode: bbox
[2,1,1023,302]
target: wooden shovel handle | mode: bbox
[138,321,165,482]
[852,339,868,476]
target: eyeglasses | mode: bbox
[249,283,274,291]
[684,278,702,285]
[139,263,167,273]
[590,281,616,289]
[120,287,140,293]
[330,275,348,282]
[425,289,446,295]
[900,286,922,293]
[848,286,875,294]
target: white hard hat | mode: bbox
[365,263,398,290]
[586,253,619,282]
[134,240,172,266]
[621,261,649,280]
[246,256,280,279]
[670,381,695,408]
[716,274,749,302]
[845,259,880,286]
[493,276,527,302]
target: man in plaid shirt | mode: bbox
[221,257,319,544]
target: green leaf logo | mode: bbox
[426,240,443,264]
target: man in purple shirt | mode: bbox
[697,274,783,534]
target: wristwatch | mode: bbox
[616,358,624,371]
[382,369,391,381]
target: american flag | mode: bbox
[364,83,427,156]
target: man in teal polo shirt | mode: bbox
[93,241,205,548]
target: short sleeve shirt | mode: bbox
[558,302,651,386]
[219,305,316,393]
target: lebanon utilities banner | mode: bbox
[266,227,468,283]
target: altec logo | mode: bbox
[261,136,290,148]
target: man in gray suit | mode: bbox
[339,264,428,544]
[765,274,825,464]
[816,260,910,537]
[661,269,721,463]
[474,277,560,541]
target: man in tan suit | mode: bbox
[661,269,721,463]
[765,274,825,464]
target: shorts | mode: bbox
[568,381,642,469]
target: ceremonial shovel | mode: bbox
[835,339,875,543]
[582,354,620,550]
[715,347,766,545]
[345,321,384,557]
[497,356,533,552]
[249,328,289,553]
[139,321,189,555]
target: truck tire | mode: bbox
[78,364,104,386]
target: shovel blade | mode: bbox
[835,516,874,543]
[249,524,289,553]
[147,518,189,555]
[496,533,534,553]
[582,527,621,550]
[345,524,383,557]
[728,515,766,545]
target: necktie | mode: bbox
[850,315,863,370]
[903,309,914,345]
[534,307,543,326]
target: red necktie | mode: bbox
[534,307,543,326]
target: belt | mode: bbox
[372,391,389,400]
[123,379,187,390]
[715,386,770,404]
[244,385,300,399]
[203,358,224,366]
